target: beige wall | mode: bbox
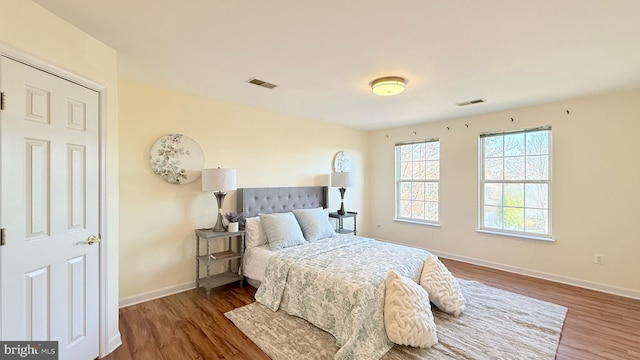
[369,88,640,296]
[1,0,120,353]
[118,79,369,300]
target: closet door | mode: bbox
[0,56,100,360]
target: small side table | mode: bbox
[195,228,245,297]
[329,211,357,235]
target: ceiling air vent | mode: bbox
[456,98,486,106]
[246,78,278,89]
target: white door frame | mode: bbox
[0,43,117,357]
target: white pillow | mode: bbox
[384,271,438,348]
[259,212,307,251]
[292,207,337,242]
[244,216,268,248]
[419,254,466,316]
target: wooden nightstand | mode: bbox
[195,228,245,296]
[329,211,357,235]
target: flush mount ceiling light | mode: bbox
[370,76,406,96]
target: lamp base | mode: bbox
[213,191,227,232]
[337,187,346,215]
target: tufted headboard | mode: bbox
[237,186,328,218]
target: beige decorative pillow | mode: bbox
[420,254,466,316]
[384,271,438,348]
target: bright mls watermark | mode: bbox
[0,341,58,359]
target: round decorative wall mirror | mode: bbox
[149,133,204,184]
[333,150,355,172]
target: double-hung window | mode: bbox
[479,127,551,239]
[395,139,440,224]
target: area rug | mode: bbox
[224,279,567,359]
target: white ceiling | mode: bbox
[34,0,640,130]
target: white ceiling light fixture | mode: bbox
[370,76,407,96]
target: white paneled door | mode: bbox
[0,56,100,359]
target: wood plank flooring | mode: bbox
[103,258,640,360]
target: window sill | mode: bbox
[393,219,442,228]
[476,229,554,242]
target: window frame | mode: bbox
[478,127,552,240]
[394,138,441,225]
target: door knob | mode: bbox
[85,235,101,245]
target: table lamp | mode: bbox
[202,168,237,231]
[331,171,354,215]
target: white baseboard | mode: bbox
[108,333,122,351]
[103,333,122,358]
[430,249,640,301]
[375,238,640,300]
[119,281,197,308]
[99,333,122,358]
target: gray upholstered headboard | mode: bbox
[237,186,328,218]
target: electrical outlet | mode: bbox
[593,253,605,265]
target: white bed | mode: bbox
[238,186,331,286]
[236,187,462,360]
[243,234,357,285]
[242,243,272,284]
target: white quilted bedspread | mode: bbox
[255,236,430,360]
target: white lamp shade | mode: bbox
[201,168,237,192]
[331,172,355,188]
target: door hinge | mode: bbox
[1,92,5,110]
[1,228,6,246]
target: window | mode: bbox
[479,127,551,238]
[395,139,440,224]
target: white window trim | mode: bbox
[394,218,442,228]
[395,138,441,225]
[478,127,552,240]
[476,229,553,242]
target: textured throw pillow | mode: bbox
[292,207,337,242]
[384,271,438,348]
[419,254,466,316]
[244,216,268,248]
[259,212,307,251]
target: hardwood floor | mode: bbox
[103,259,640,360]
